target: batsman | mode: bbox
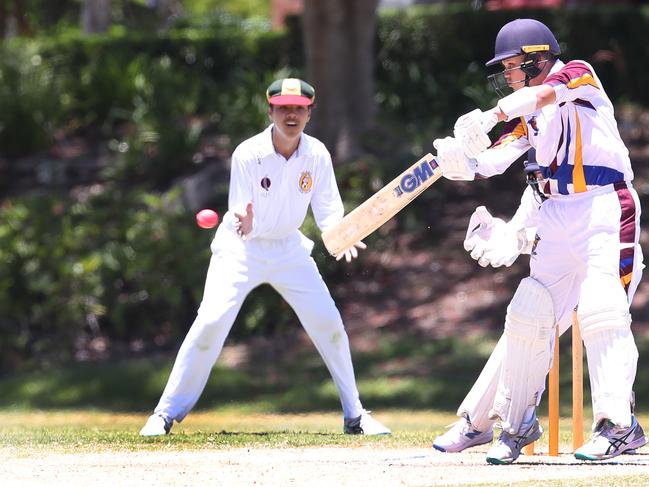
[432,18,646,464]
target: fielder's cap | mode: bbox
[266,78,315,106]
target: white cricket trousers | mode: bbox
[459,182,642,431]
[153,236,364,422]
[531,182,642,427]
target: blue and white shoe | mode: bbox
[486,414,543,465]
[433,415,493,453]
[575,415,647,461]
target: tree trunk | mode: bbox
[81,0,111,34]
[0,1,6,38]
[302,0,379,163]
[0,0,31,37]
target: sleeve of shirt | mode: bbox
[475,118,530,178]
[227,147,257,236]
[544,61,602,106]
[310,149,345,233]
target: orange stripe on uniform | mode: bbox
[567,73,599,90]
[493,119,527,148]
[572,110,587,193]
[621,272,633,288]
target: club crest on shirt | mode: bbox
[261,176,271,191]
[298,171,313,193]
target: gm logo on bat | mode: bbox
[393,158,438,197]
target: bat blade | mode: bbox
[322,153,441,257]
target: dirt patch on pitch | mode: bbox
[6,445,649,487]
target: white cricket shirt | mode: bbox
[476,60,633,196]
[216,124,344,248]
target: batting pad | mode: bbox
[490,277,555,434]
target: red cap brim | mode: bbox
[269,95,313,106]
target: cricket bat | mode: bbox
[322,153,441,257]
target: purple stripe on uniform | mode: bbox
[555,117,572,194]
[545,61,593,87]
[574,98,596,110]
[583,166,626,186]
[615,181,637,294]
[541,165,625,194]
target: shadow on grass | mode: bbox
[2,333,648,415]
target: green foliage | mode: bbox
[0,42,62,156]
[0,27,294,179]
[0,187,212,372]
[3,5,649,373]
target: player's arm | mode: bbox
[434,117,529,180]
[310,151,344,232]
[454,62,595,154]
[443,82,555,172]
[311,151,365,262]
[491,84,556,123]
[228,149,256,239]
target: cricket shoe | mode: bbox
[574,415,647,461]
[486,414,543,465]
[433,415,493,453]
[344,410,391,435]
[139,413,172,436]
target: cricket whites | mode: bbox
[322,153,442,257]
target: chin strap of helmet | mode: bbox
[521,52,548,86]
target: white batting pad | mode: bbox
[583,328,638,429]
[490,277,555,434]
[577,280,636,428]
[577,276,632,339]
[457,335,504,432]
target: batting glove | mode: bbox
[464,206,526,268]
[433,136,477,181]
[453,109,498,158]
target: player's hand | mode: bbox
[433,136,477,181]
[234,202,253,239]
[464,206,524,268]
[336,240,367,263]
[453,109,498,158]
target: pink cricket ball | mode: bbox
[196,209,219,229]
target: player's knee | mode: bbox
[305,307,344,336]
[188,315,230,351]
[577,279,631,339]
[505,277,555,340]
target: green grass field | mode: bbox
[3,409,649,487]
[3,336,649,486]
[4,408,648,452]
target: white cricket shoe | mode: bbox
[574,415,647,461]
[433,415,494,453]
[486,414,543,465]
[139,413,172,436]
[344,410,391,435]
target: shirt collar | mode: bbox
[260,124,307,159]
